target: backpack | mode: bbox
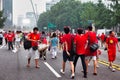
[23,38,32,50]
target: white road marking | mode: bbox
[44,62,61,78]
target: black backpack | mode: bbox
[23,38,32,50]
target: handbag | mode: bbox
[90,43,99,52]
[88,33,99,52]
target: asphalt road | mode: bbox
[0,45,120,80]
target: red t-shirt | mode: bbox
[28,33,40,47]
[7,33,14,42]
[4,33,8,39]
[62,33,73,51]
[42,38,47,44]
[106,36,118,50]
[100,34,105,41]
[74,34,87,55]
[85,31,98,56]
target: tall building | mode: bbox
[2,0,13,26]
[0,0,2,10]
[46,0,60,11]
[17,15,24,27]
[26,12,36,28]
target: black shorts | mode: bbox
[63,51,74,62]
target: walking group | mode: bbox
[0,30,23,52]
[22,26,120,79]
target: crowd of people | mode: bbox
[0,26,119,79]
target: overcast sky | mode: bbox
[13,0,52,25]
[13,0,108,25]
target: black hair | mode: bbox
[52,32,57,37]
[33,27,38,31]
[9,30,11,32]
[42,31,45,34]
[64,27,70,34]
[109,31,113,34]
[87,26,92,31]
[77,28,83,34]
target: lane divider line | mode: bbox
[44,62,61,78]
[98,59,120,71]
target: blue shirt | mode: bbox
[51,37,58,47]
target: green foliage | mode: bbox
[0,10,6,28]
[37,0,119,31]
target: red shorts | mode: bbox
[108,49,116,62]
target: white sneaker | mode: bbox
[97,65,99,68]
[88,63,90,66]
[112,68,115,72]
[71,73,75,79]
[108,66,112,69]
[60,69,65,74]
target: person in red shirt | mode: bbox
[73,28,87,78]
[27,27,40,68]
[105,31,120,72]
[85,26,98,75]
[7,31,14,50]
[60,26,75,79]
[100,33,106,47]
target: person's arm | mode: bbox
[64,41,70,56]
[117,43,120,52]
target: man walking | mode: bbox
[105,31,120,72]
[27,27,40,68]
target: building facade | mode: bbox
[2,0,13,26]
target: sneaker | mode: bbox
[88,63,90,66]
[112,68,115,72]
[108,66,112,69]
[60,69,65,74]
[43,56,46,60]
[26,64,30,68]
[93,73,97,76]
[83,75,87,78]
[35,65,40,69]
[71,73,75,79]
[97,65,99,68]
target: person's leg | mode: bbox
[85,57,89,73]
[34,50,40,68]
[70,61,75,79]
[62,61,66,72]
[43,50,46,60]
[51,47,55,59]
[61,51,67,73]
[93,56,97,75]
[80,55,87,78]
[73,54,79,72]
[35,59,40,68]
[27,58,31,67]
[8,42,10,50]
[10,42,14,50]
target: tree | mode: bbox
[110,0,120,26]
[0,10,6,28]
[37,0,116,31]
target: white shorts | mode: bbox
[85,56,97,61]
[27,48,39,59]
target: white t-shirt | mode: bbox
[15,34,21,42]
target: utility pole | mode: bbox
[29,0,37,26]
[35,4,38,21]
